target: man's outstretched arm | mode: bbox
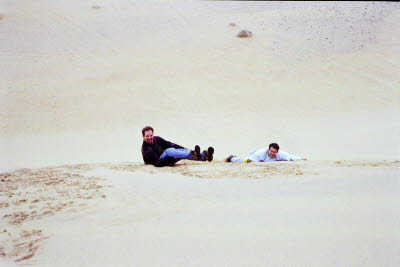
[278,150,306,161]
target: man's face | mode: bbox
[143,130,154,144]
[268,147,278,158]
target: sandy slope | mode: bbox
[1,1,400,266]
[1,160,399,266]
[1,1,399,170]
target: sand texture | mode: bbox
[1,1,399,266]
[1,160,400,266]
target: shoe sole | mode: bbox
[190,150,197,160]
[203,150,209,161]
[207,147,214,162]
[195,145,201,160]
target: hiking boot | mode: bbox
[208,147,214,162]
[203,147,214,162]
[194,145,201,160]
[225,155,235,162]
[190,149,198,160]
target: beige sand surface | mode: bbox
[1,161,399,266]
[1,1,399,170]
[1,0,400,266]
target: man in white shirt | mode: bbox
[225,143,306,163]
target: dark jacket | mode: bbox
[141,136,186,167]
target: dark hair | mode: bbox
[269,143,279,151]
[142,126,154,136]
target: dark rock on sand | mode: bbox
[237,30,252,38]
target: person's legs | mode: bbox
[160,148,191,159]
[160,148,206,161]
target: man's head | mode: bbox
[268,143,279,158]
[142,126,154,144]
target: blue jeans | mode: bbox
[160,148,205,161]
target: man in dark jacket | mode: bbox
[141,126,214,167]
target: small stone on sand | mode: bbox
[237,30,252,38]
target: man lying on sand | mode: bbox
[225,142,306,163]
[141,126,214,167]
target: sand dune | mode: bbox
[1,160,399,266]
[1,1,400,266]
[1,1,399,170]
